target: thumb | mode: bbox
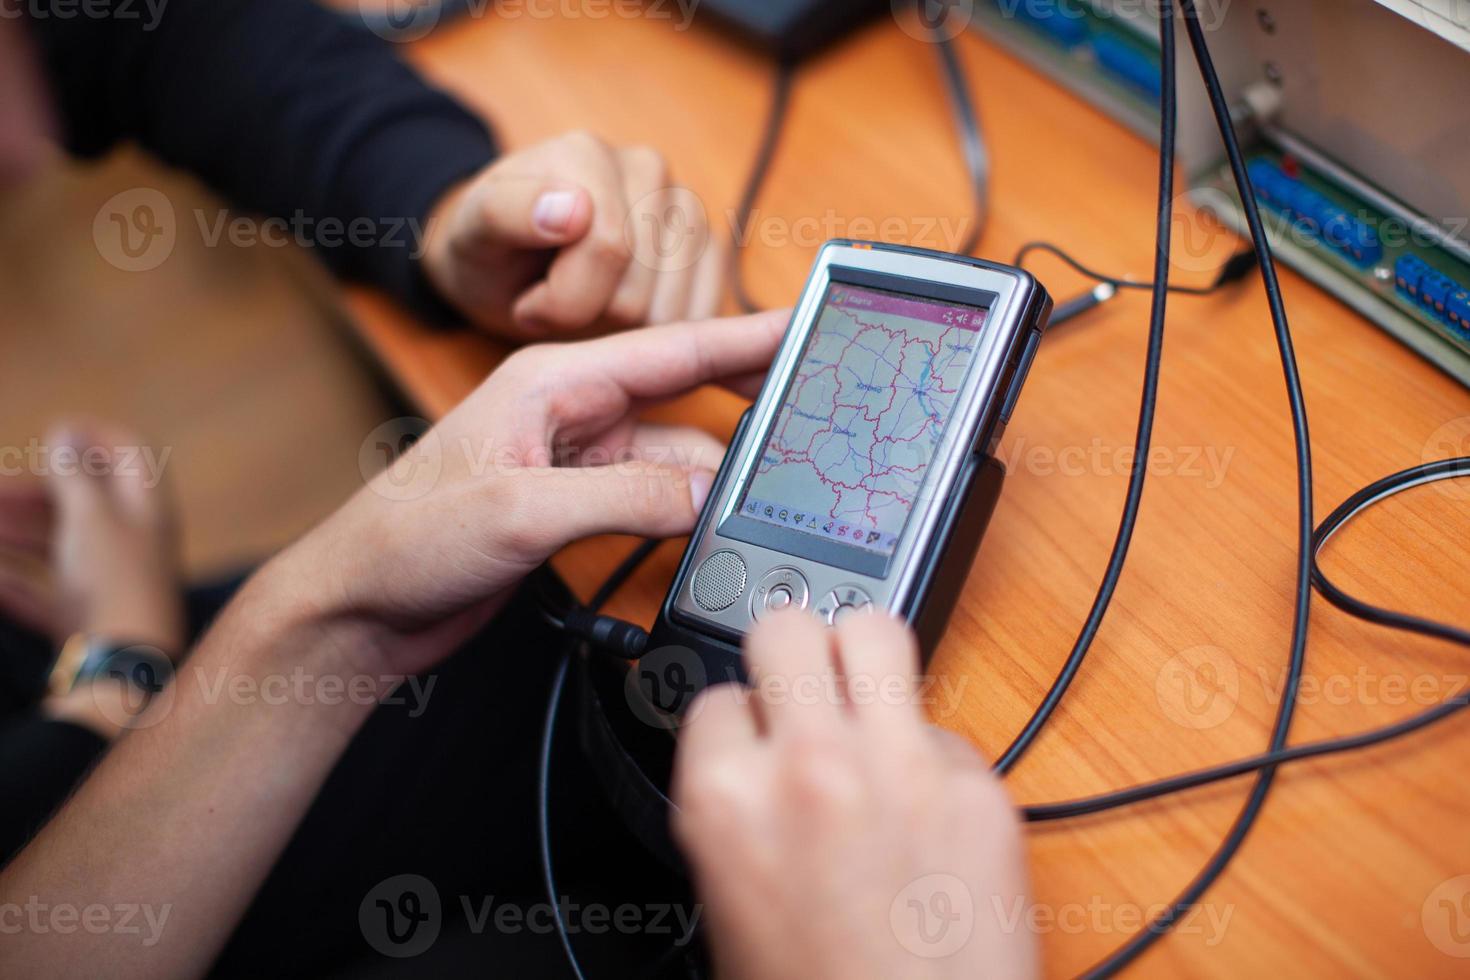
[463,175,594,250]
[507,462,716,555]
[43,423,108,514]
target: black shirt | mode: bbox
[22,0,499,316]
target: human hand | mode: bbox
[672,611,1037,980]
[269,310,786,679]
[421,131,725,340]
[0,474,57,640]
[43,422,184,654]
[0,421,182,653]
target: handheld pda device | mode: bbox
[647,241,1052,694]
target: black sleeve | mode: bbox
[0,718,107,867]
[23,0,498,319]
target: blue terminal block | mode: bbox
[1449,290,1470,339]
[1091,33,1162,102]
[1007,0,1090,48]
[1288,184,1329,236]
[1249,159,1383,268]
[1248,160,1290,209]
[1396,254,1430,300]
[1395,254,1470,335]
[1421,267,1457,318]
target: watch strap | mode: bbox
[51,635,173,699]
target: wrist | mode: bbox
[42,681,130,741]
[202,549,404,735]
[420,177,476,311]
[237,547,390,677]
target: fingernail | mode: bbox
[689,470,714,515]
[515,313,554,336]
[532,190,578,235]
[48,425,86,453]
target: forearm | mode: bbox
[0,557,386,978]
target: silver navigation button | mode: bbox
[751,567,810,621]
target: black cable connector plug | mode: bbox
[1049,282,1118,328]
[1211,248,1259,289]
[560,608,650,661]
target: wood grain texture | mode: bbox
[340,9,1470,976]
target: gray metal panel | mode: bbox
[1241,1,1470,242]
[969,0,1470,382]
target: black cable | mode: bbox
[538,658,585,980]
[730,61,795,315]
[1022,459,1470,823]
[1015,240,1258,298]
[1311,458,1470,638]
[537,549,657,660]
[1076,3,1318,973]
[731,12,991,313]
[1027,695,1470,821]
[992,0,1178,776]
[538,539,663,980]
[934,27,988,257]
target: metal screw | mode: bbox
[1264,61,1283,85]
[1257,8,1277,34]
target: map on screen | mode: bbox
[738,283,987,558]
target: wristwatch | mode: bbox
[48,634,174,699]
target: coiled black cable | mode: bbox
[1022,458,1470,825]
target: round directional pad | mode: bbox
[751,567,810,621]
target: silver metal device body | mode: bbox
[668,243,1037,638]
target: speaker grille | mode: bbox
[692,551,748,612]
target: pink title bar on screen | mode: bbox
[827,284,986,331]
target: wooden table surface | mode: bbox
[339,8,1470,976]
